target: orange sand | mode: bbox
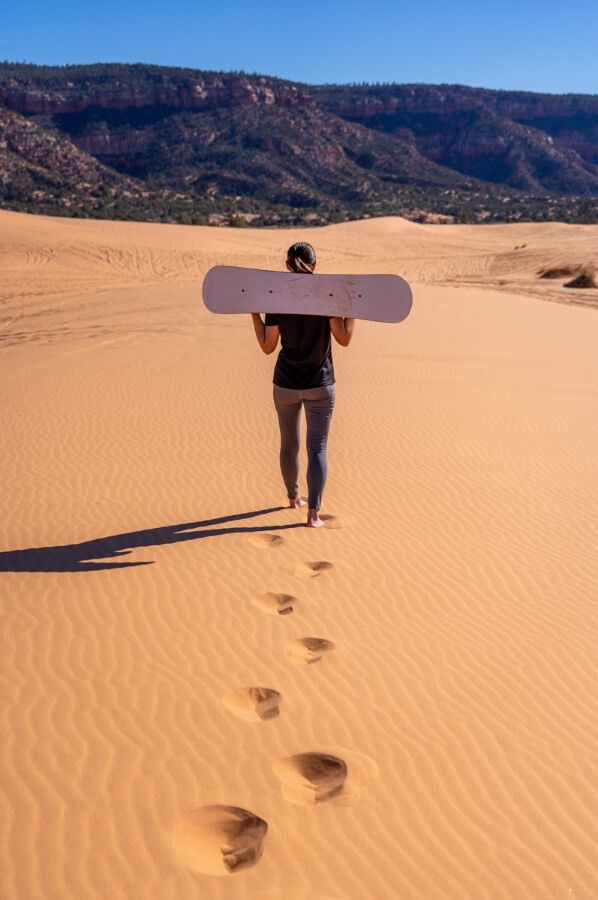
[1,210,597,899]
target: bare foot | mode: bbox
[289,497,307,509]
[306,509,325,528]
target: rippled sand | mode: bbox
[1,210,597,899]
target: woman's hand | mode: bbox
[251,313,280,354]
[330,317,355,347]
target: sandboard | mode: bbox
[202,266,412,324]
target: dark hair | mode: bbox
[286,242,316,274]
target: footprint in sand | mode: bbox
[273,750,379,806]
[249,533,284,549]
[295,560,333,578]
[252,591,297,616]
[318,514,342,529]
[273,753,347,804]
[172,805,268,876]
[288,637,335,665]
[223,687,282,722]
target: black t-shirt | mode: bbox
[265,313,335,389]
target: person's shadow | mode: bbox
[0,506,303,573]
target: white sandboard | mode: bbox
[202,266,412,324]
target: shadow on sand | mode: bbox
[0,506,303,573]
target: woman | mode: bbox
[251,242,354,527]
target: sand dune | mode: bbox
[1,210,597,899]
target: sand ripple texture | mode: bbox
[1,211,598,900]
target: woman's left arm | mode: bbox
[251,313,280,354]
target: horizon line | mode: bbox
[1,59,598,100]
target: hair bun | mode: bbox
[286,242,316,273]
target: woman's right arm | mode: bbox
[251,313,280,354]
[330,317,355,347]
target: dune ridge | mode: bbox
[1,211,597,899]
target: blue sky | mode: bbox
[2,0,597,95]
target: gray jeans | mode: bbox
[273,384,336,510]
